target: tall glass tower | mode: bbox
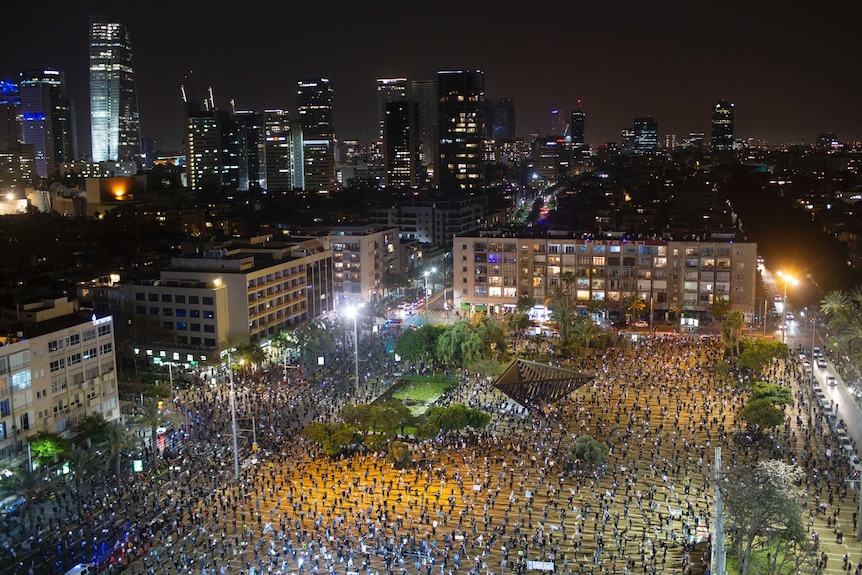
[89,14,141,168]
[20,69,75,178]
[296,78,335,193]
[711,100,734,151]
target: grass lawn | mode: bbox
[391,374,456,403]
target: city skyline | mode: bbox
[3,1,862,154]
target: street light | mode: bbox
[227,350,240,480]
[777,271,798,343]
[424,267,436,326]
[346,305,360,397]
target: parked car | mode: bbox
[632,320,649,328]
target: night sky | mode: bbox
[4,1,862,153]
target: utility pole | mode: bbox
[228,350,240,480]
[711,447,726,575]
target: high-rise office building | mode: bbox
[233,109,263,191]
[262,111,305,192]
[493,98,516,140]
[570,101,585,145]
[89,15,141,168]
[0,80,22,149]
[411,79,438,179]
[437,70,485,193]
[297,78,335,193]
[710,100,734,151]
[185,101,225,193]
[376,78,408,140]
[19,69,75,178]
[633,116,658,154]
[384,100,418,188]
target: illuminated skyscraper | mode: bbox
[89,14,141,168]
[492,98,516,140]
[297,78,335,193]
[633,116,658,154]
[411,79,438,178]
[384,100,417,188]
[710,100,734,151]
[19,69,75,178]
[376,78,408,140]
[437,70,485,193]
[570,101,585,145]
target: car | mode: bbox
[813,347,822,357]
[817,357,827,368]
[632,320,649,328]
[64,564,96,575]
[774,295,783,302]
[156,422,174,434]
[826,375,838,386]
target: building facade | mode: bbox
[116,237,334,362]
[711,100,735,151]
[437,70,485,193]
[89,15,141,169]
[384,100,417,188]
[297,78,336,193]
[19,69,75,179]
[453,231,757,322]
[326,225,400,305]
[0,300,119,467]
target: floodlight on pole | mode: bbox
[777,271,798,343]
[346,305,360,396]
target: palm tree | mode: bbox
[585,299,608,323]
[572,318,603,355]
[820,290,852,330]
[135,398,180,467]
[560,271,576,299]
[622,295,646,324]
[0,465,54,536]
[721,310,746,357]
[545,286,578,348]
[98,422,140,486]
[64,447,100,516]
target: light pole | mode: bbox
[227,350,240,480]
[777,271,797,343]
[346,306,360,396]
[424,267,436,325]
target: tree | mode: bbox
[622,295,646,324]
[720,310,746,356]
[301,422,360,457]
[134,397,181,467]
[516,295,537,313]
[721,460,809,575]
[0,464,55,536]
[73,412,110,447]
[418,404,490,438]
[64,447,101,517]
[546,286,577,348]
[740,381,793,433]
[737,338,789,375]
[98,422,141,485]
[709,297,731,323]
[568,434,609,469]
[572,318,603,355]
[395,325,440,364]
[28,430,71,466]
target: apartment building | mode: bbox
[0,297,119,467]
[453,231,757,323]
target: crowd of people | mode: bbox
[8,334,862,575]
